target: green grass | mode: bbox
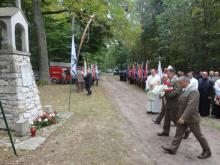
[203,117,220,131]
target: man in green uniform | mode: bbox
[157,69,181,136]
[162,76,211,159]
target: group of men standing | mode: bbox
[76,66,99,95]
[145,67,213,159]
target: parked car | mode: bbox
[106,68,113,73]
[113,68,119,75]
[119,69,127,81]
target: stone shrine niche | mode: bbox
[0,20,7,50]
[0,7,42,129]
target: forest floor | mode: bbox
[1,75,220,165]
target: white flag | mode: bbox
[84,60,87,74]
[158,60,163,78]
[96,64,99,74]
[71,35,77,77]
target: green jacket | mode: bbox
[178,87,201,123]
[165,76,182,109]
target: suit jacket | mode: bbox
[165,76,182,109]
[77,70,85,83]
[178,86,201,123]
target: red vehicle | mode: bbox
[49,62,72,84]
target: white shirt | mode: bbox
[190,77,198,90]
[214,79,220,96]
[145,74,161,90]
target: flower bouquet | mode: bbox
[147,84,170,100]
[33,112,60,129]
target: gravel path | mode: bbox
[102,75,220,165]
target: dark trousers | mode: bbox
[77,82,84,92]
[96,79,99,86]
[86,86,92,95]
[170,122,211,153]
[163,108,177,134]
[156,98,166,123]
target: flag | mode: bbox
[132,64,135,79]
[144,60,148,78]
[71,35,77,77]
[158,60,163,78]
[141,62,144,78]
[84,60,87,74]
[96,64,99,74]
[135,63,138,80]
[138,64,142,79]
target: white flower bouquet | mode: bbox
[147,84,169,100]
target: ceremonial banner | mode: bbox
[158,60,163,78]
[144,60,148,78]
[84,60,87,74]
[71,35,77,77]
[135,64,138,80]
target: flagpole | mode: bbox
[69,16,75,112]
[77,14,95,60]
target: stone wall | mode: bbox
[0,50,42,129]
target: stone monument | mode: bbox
[0,3,42,129]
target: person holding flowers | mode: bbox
[158,68,182,136]
[145,69,161,114]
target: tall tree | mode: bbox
[32,0,49,82]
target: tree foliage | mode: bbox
[136,0,220,71]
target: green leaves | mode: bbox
[136,0,220,71]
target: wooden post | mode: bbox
[0,101,17,156]
[77,14,95,60]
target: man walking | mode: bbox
[84,68,93,95]
[162,76,211,159]
[157,68,181,136]
[76,67,85,93]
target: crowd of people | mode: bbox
[127,67,220,118]
[125,66,220,159]
[76,65,99,95]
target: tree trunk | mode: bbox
[32,0,49,82]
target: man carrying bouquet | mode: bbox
[158,68,182,136]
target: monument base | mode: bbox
[0,50,42,129]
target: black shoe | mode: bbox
[161,146,175,154]
[183,130,190,139]
[157,132,169,136]
[153,119,160,125]
[147,111,152,114]
[197,151,211,159]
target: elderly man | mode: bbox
[157,69,182,136]
[187,71,198,90]
[198,72,213,116]
[76,67,85,93]
[84,68,93,95]
[145,69,161,114]
[162,76,211,159]
[157,68,182,136]
[214,71,219,79]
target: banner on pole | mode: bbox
[158,60,163,78]
[71,35,77,77]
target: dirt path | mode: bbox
[101,75,220,165]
